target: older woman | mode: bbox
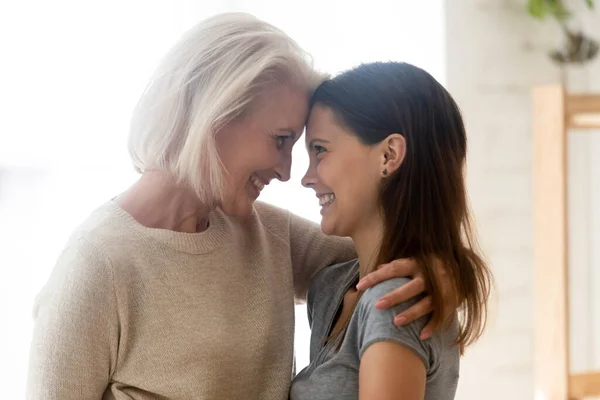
[26,13,457,400]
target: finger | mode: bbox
[393,296,432,327]
[419,304,455,340]
[356,259,415,290]
[374,278,426,310]
[420,320,435,340]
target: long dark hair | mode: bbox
[313,62,492,351]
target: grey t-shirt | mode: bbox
[289,260,460,400]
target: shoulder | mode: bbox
[354,278,460,374]
[253,201,291,224]
[359,277,413,309]
[36,202,137,303]
[355,277,422,336]
[251,201,327,245]
[249,201,292,239]
[66,201,146,264]
[353,277,431,366]
[58,202,120,277]
[50,216,117,286]
[34,234,116,319]
[356,277,425,333]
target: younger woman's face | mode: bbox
[301,105,383,236]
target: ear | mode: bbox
[379,133,406,176]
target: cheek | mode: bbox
[216,134,247,180]
[345,169,378,206]
[323,157,379,213]
[318,156,355,192]
[315,159,334,187]
[217,128,278,179]
[232,144,278,182]
[253,139,281,166]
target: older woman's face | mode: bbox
[216,84,309,218]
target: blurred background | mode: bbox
[0,0,598,398]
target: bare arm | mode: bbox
[355,278,433,400]
[359,341,426,400]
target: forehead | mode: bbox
[253,84,309,136]
[305,105,343,141]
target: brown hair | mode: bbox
[311,62,492,352]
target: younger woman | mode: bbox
[291,62,492,400]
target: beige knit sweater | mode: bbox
[26,201,355,400]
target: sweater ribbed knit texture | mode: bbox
[26,200,355,400]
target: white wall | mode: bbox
[446,1,600,398]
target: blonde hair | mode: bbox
[128,13,325,205]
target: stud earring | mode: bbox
[382,169,388,177]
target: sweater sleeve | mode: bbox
[27,237,119,400]
[288,211,356,302]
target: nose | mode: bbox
[301,163,316,188]
[274,153,292,182]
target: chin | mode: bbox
[320,217,344,237]
[221,198,255,220]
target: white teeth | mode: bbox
[250,175,265,192]
[318,193,335,206]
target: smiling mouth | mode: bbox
[318,193,335,206]
[250,174,266,193]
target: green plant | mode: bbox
[527,0,598,64]
[528,0,594,21]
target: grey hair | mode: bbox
[128,12,326,205]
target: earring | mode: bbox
[382,169,388,177]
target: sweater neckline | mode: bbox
[106,200,229,254]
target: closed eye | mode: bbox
[275,135,293,150]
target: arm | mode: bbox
[356,278,432,400]
[288,211,355,302]
[357,258,459,339]
[359,342,426,400]
[27,238,118,400]
[286,207,459,333]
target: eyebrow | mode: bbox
[307,138,331,150]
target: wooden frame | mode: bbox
[533,85,600,400]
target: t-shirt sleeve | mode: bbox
[356,277,431,370]
[288,211,356,302]
[27,237,119,399]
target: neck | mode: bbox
[351,215,384,280]
[115,170,213,233]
